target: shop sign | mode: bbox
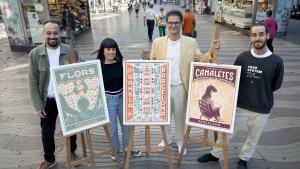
[0,0,27,45]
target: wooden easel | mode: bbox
[177,127,228,169]
[177,24,229,169]
[65,125,120,168]
[124,125,173,169]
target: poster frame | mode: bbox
[51,60,110,136]
[185,62,241,133]
[123,60,171,126]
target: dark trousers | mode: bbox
[267,38,274,52]
[147,19,155,41]
[41,98,77,162]
[158,26,166,37]
[182,32,192,37]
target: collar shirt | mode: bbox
[145,8,156,20]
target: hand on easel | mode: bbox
[209,40,220,63]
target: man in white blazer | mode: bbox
[150,9,219,155]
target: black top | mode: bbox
[101,62,123,95]
[234,51,284,114]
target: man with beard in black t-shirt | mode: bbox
[197,23,284,169]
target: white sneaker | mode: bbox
[177,141,187,156]
[158,140,172,147]
[131,151,143,157]
[157,140,172,152]
[111,154,117,161]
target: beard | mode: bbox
[253,40,266,50]
[46,38,59,48]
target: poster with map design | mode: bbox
[124,60,171,125]
[50,60,109,136]
[186,62,241,133]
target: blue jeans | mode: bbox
[106,92,129,151]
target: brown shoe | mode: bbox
[38,160,56,169]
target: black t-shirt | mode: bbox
[234,51,284,114]
[101,62,123,95]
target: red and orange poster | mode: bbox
[186,62,241,133]
[123,60,171,125]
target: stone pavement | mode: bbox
[0,4,300,169]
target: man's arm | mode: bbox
[195,40,220,63]
[193,15,196,29]
[28,50,45,117]
[150,40,157,60]
[194,39,213,63]
[272,58,284,92]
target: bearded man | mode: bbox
[197,23,284,169]
[28,20,79,169]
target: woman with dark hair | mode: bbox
[199,85,222,122]
[97,38,141,160]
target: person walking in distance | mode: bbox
[150,9,220,156]
[156,7,167,37]
[28,20,79,169]
[144,3,156,42]
[197,23,284,169]
[263,10,277,52]
[134,0,140,18]
[182,8,196,37]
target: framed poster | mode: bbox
[186,62,241,133]
[123,60,171,125]
[50,60,109,136]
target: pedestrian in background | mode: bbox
[134,1,140,17]
[182,8,196,37]
[197,23,284,169]
[198,0,205,15]
[96,38,142,160]
[263,10,277,52]
[28,20,79,169]
[156,7,166,37]
[128,0,133,14]
[151,9,219,156]
[144,3,156,42]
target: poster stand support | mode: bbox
[124,126,173,169]
[65,125,120,169]
[178,23,229,169]
[177,126,228,169]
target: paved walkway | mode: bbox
[0,5,300,169]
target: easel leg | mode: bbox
[103,125,120,164]
[161,126,173,169]
[145,126,150,156]
[204,129,209,145]
[177,126,191,165]
[66,137,71,169]
[214,131,218,142]
[222,133,228,169]
[124,126,135,169]
[85,130,95,165]
[80,133,87,158]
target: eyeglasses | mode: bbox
[167,21,182,26]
